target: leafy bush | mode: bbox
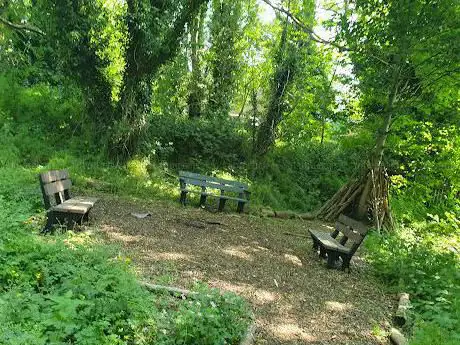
[365,226,460,344]
[156,285,251,345]
[146,115,244,169]
[0,73,85,166]
[249,142,361,211]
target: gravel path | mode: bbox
[91,195,393,345]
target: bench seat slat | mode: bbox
[40,169,70,184]
[179,171,250,212]
[180,178,246,193]
[180,171,248,189]
[309,229,351,254]
[338,214,368,235]
[335,222,363,242]
[51,197,98,214]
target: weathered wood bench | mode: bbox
[308,214,368,271]
[39,169,98,232]
[179,171,250,213]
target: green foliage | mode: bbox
[208,0,244,118]
[250,141,362,211]
[147,115,244,168]
[0,154,251,344]
[365,226,460,344]
[156,285,251,344]
[388,118,460,222]
[0,74,86,165]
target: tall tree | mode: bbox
[207,0,243,117]
[318,0,459,228]
[255,0,315,155]
[187,3,207,118]
[11,0,115,129]
[112,0,208,158]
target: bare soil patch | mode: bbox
[91,195,393,345]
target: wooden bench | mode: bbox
[308,214,368,271]
[39,169,98,232]
[179,171,250,213]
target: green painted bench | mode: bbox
[309,214,368,270]
[179,171,250,213]
[39,169,98,232]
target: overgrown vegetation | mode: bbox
[0,145,251,344]
[1,0,458,343]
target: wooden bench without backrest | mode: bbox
[308,214,368,270]
[39,169,98,231]
[179,171,250,213]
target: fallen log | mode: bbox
[259,208,276,217]
[395,293,410,326]
[274,210,298,219]
[141,282,196,298]
[299,212,316,220]
[389,327,407,345]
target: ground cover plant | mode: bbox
[0,158,251,344]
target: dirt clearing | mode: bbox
[92,196,393,345]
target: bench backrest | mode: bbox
[179,171,249,198]
[331,214,368,255]
[38,169,72,209]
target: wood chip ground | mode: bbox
[90,195,394,345]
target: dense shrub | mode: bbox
[0,74,86,165]
[146,115,245,169]
[249,142,364,211]
[365,225,460,344]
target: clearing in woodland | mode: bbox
[92,195,394,345]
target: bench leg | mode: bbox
[42,212,57,233]
[180,191,187,205]
[199,194,207,207]
[319,246,327,258]
[311,237,319,251]
[326,251,338,268]
[66,214,78,230]
[83,211,89,223]
[341,255,351,272]
[237,201,245,213]
[218,198,227,212]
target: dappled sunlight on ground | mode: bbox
[222,245,254,260]
[268,321,316,342]
[144,251,196,262]
[92,196,393,345]
[283,253,303,267]
[209,278,278,306]
[99,224,142,243]
[325,300,354,312]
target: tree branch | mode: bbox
[0,17,45,36]
[260,0,347,51]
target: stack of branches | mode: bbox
[317,167,394,231]
[370,167,394,232]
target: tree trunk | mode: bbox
[207,0,242,118]
[188,4,206,118]
[251,87,258,153]
[356,65,399,219]
[255,23,290,155]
